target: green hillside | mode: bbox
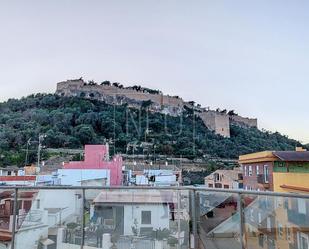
[0,93,305,167]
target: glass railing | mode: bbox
[0,186,309,249]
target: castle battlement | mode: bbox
[56,79,257,138]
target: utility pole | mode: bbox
[37,134,46,168]
[25,138,31,166]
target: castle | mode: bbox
[56,79,257,138]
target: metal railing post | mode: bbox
[190,189,198,249]
[238,193,246,249]
[11,188,18,249]
[81,188,86,249]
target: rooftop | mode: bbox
[239,149,309,164]
[205,168,242,181]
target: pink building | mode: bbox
[63,145,123,186]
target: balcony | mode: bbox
[0,186,308,249]
[257,174,270,188]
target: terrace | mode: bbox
[0,186,308,249]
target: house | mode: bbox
[124,163,182,186]
[204,168,243,189]
[133,170,178,186]
[0,166,22,177]
[0,189,83,249]
[239,147,309,191]
[238,147,309,249]
[91,190,178,237]
[63,144,123,186]
[0,190,50,249]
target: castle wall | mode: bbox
[56,80,257,138]
[229,115,257,128]
[56,80,184,114]
[198,111,230,138]
[56,79,85,92]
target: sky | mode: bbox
[0,0,308,143]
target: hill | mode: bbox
[0,93,305,167]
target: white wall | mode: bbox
[57,169,110,186]
[15,226,49,249]
[13,190,83,249]
[123,204,170,235]
[37,190,83,226]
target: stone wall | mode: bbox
[56,80,184,116]
[229,115,258,128]
[198,111,230,138]
[56,79,257,138]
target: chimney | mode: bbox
[296,147,307,152]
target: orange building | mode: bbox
[239,148,309,249]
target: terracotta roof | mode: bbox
[0,176,36,181]
[273,151,309,162]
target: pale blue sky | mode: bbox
[0,0,308,143]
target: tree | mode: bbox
[188,101,195,106]
[74,125,96,145]
[101,81,111,86]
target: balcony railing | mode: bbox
[0,186,309,249]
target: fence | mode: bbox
[0,186,308,249]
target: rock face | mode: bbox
[56,79,257,138]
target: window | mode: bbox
[258,212,262,224]
[250,209,254,221]
[224,185,229,189]
[287,227,291,241]
[36,199,40,209]
[208,184,213,188]
[264,165,269,183]
[215,183,222,188]
[278,222,283,238]
[267,217,271,232]
[256,165,260,175]
[244,166,247,176]
[259,234,264,248]
[249,166,253,176]
[214,173,220,181]
[298,232,309,249]
[298,199,307,215]
[141,211,151,225]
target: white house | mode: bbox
[91,190,177,236]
